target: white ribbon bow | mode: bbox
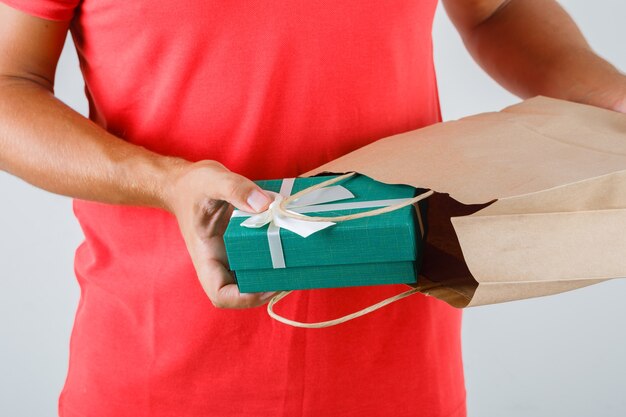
[240,185,354,238]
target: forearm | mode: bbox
[0,77,187,210]
[448,0,626,109]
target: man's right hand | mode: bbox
[162,161,277,309]
[0,4,276,309]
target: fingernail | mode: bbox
[247,190,271,212]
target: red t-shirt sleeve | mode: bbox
[1,0,78,21]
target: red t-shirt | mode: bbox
[5,1,465,416]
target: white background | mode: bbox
[1,1,625,415]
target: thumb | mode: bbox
[215,171,272,213]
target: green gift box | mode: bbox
[223,174,428,293]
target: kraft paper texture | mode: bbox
[305,96,626,308]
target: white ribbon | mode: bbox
[231,178,414,269]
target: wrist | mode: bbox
[571,73,626,113]
[152,155,193,213]
[114,147,191,212]
[556,54,626,112]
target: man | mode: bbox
[0,0,624,416]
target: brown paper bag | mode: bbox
[303,96,626,309]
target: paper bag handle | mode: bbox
[267,287,421,328]
[277,172,433,223]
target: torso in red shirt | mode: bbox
[5,0,465,415]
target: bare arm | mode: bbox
[0,4,274,308]
[442,0,626,112]
[0,5,184,208]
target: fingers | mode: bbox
[168,160,277,309]
[164,160,273,216]
[198,259,277,309]
[213,170,272,213]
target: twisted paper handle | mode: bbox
[268,172,434,328]
[268,286,422,328]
